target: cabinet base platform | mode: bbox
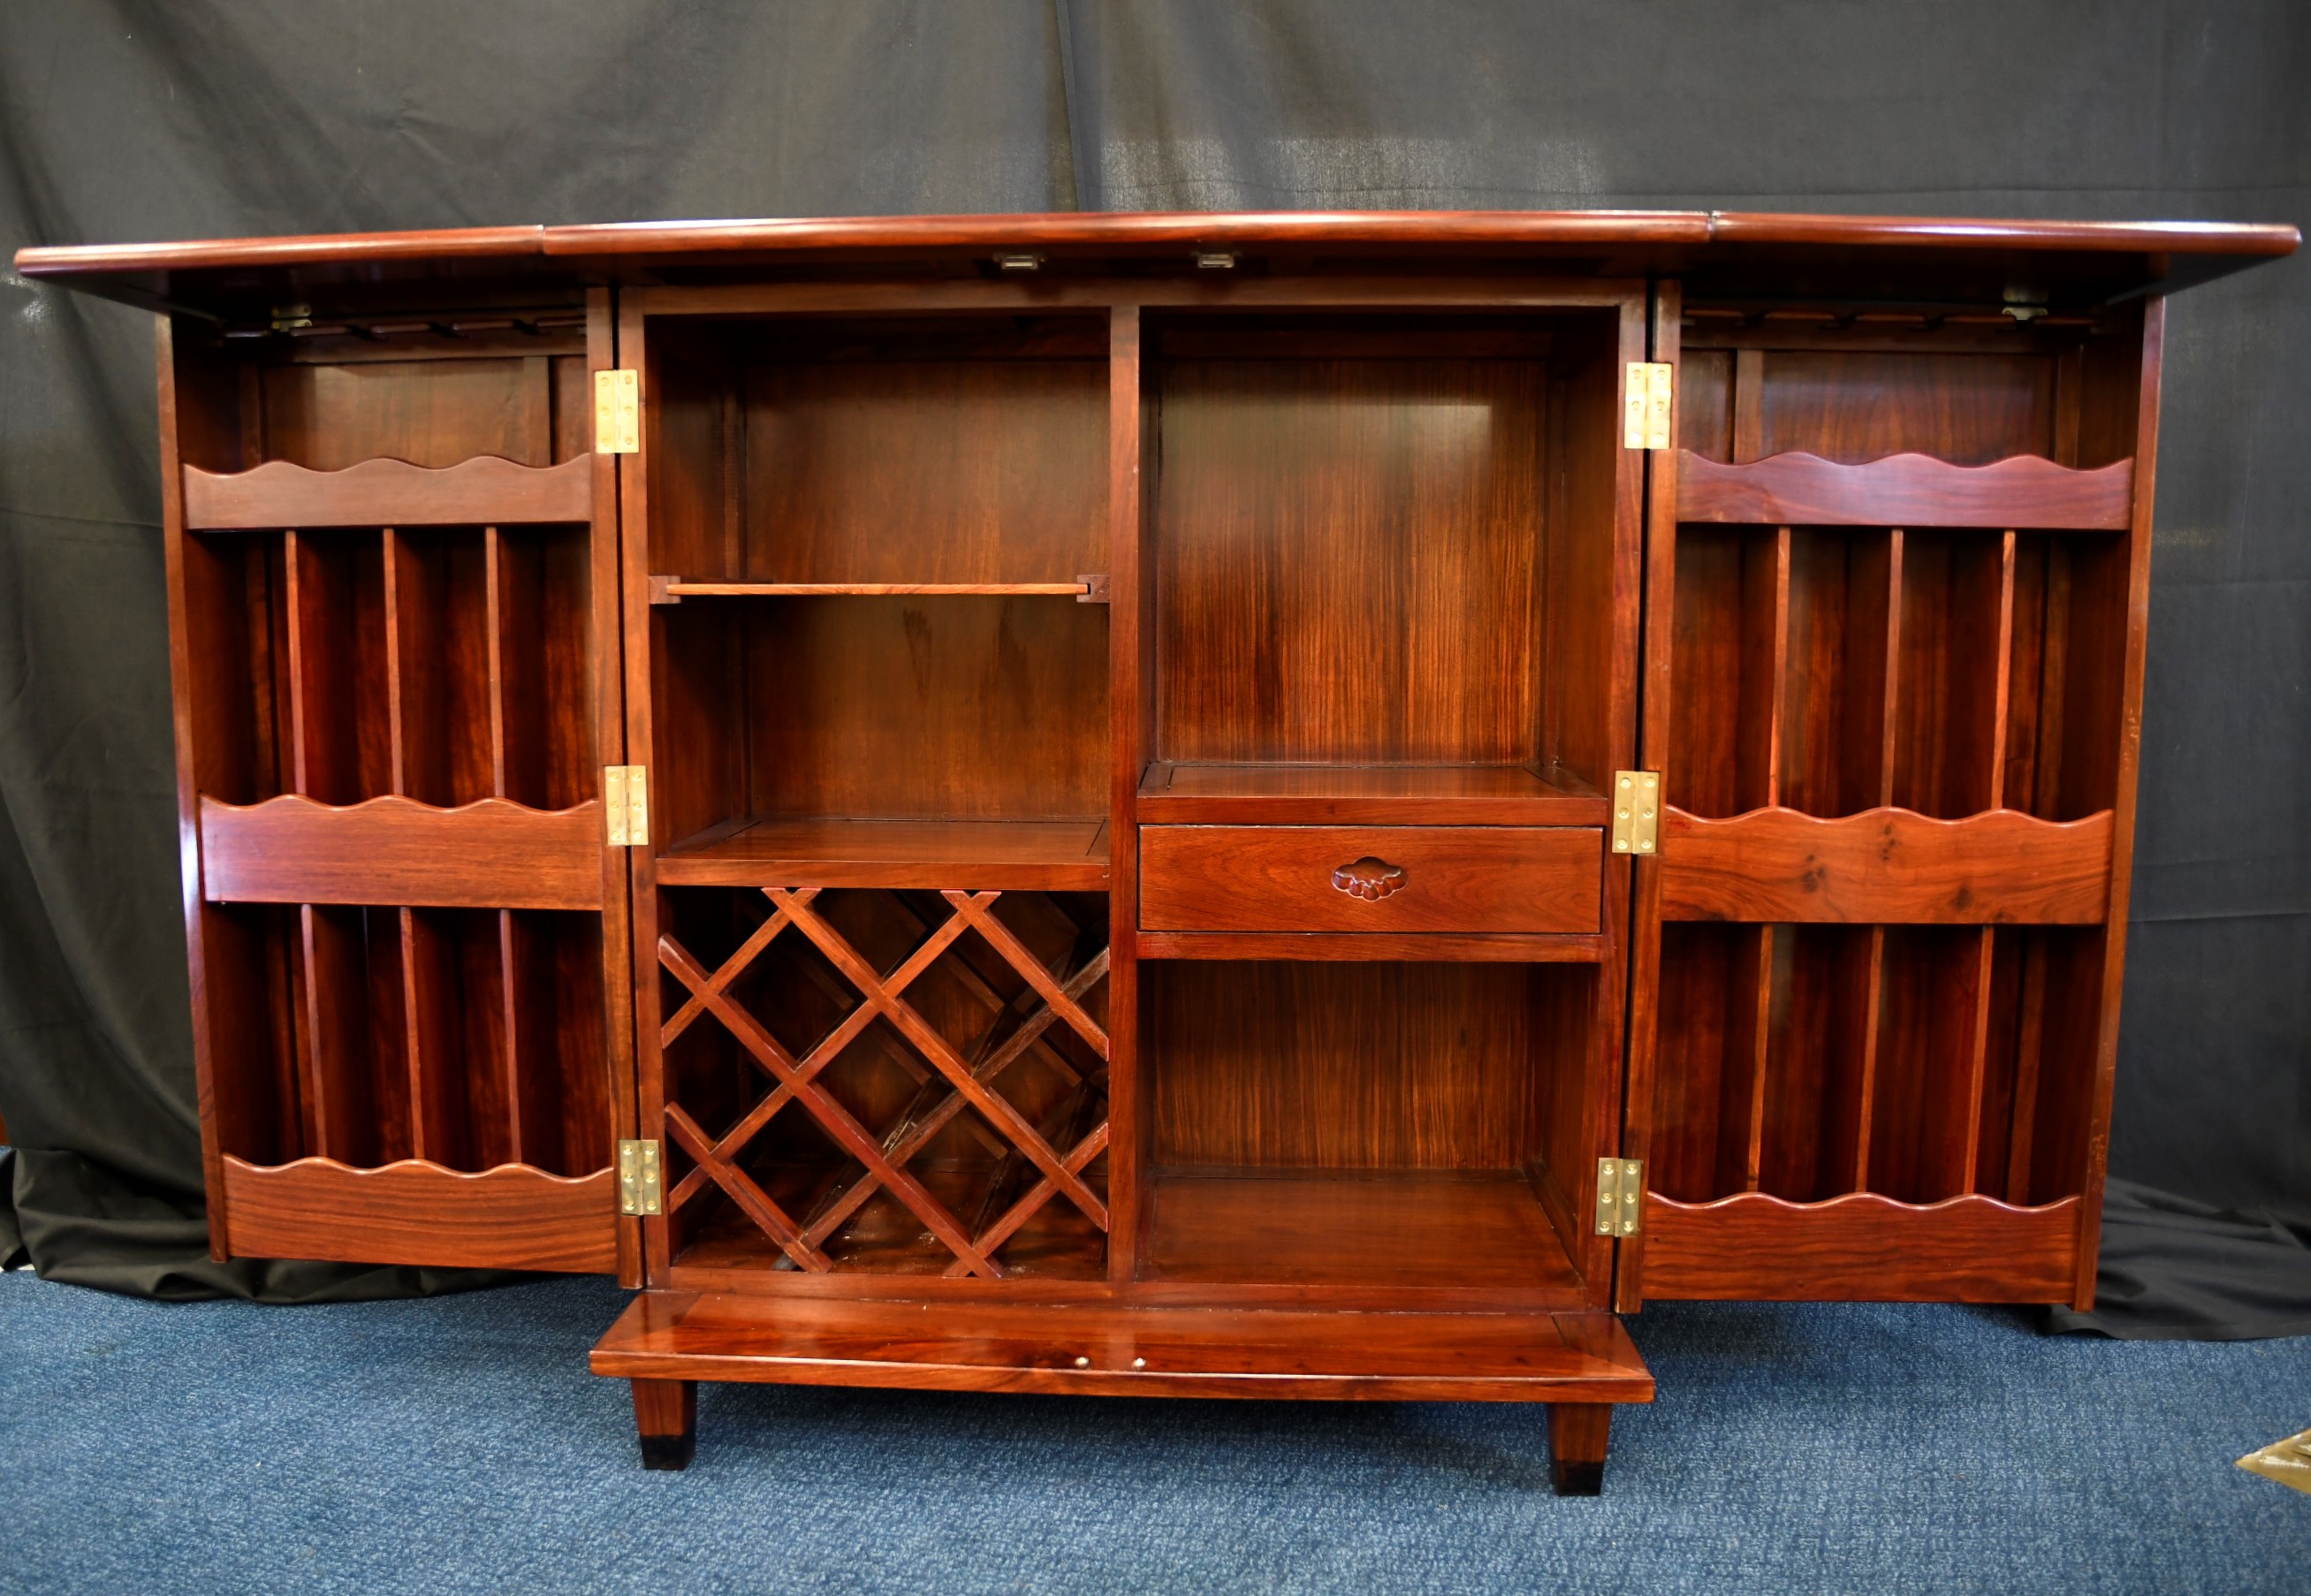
[593,1290,1653,1493]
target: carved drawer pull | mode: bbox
[1330,857,1407,901]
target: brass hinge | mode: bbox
[594,368,640,454]
[604,764,649,847]
[1595,1158,1644,1236]
[1610,770,1661,855]
[1623,361,1673,450]
[617,1139,663,1217]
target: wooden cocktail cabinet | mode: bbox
[19,211,2294,1492]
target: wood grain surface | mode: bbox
[1140,825,1601,934]
[200,792,602,909]
[221,1154,615,1272]
[1676,450,2132,529]
[1658,805,2113,923]
[590,1289,1655,1402]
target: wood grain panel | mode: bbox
[221,1154,613,1271]
[589,1290,1653,1402]
[657,817,1109,891]
[1677,450,2132,530]
[200,793,602,909]
[184,455,591,529]
[1658,806,2113,923]
[1144,1171,1581,1293]
[260,358,555,470]
[1140,825,1600,934]
[1155,353,1542,764]
[1136,763,1604,825]
[1752,352,2056,466]
[1148,960,1552,1170]
[742,353,1105,582]
[1639,1189,2079,1301]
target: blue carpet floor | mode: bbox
[2,1269,2305,1593]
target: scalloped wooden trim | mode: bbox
[1676,449,2133,529]
[183,453,592,528]
[200,792,602,909]
[1659,804,2113,923]
[1641,1189,2081,1301]
[221,1154,615,1272]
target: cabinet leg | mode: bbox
[1546,1402,1612,1496]
[632,1378,696,1471]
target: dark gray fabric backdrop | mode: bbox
[1,3,2303,1311]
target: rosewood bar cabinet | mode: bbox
[18,209,2295,1493]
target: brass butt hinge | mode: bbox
[617,1139,663,1217]
[594,369,640,454]
[604,764,649,847]
[1623,361,1673,450]
[1595,1158,1644,1236]
[1610,770,1661,855]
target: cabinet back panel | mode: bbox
[741,358,1106,582]
[741,597,1109,822]
[261,355,581,468]
[1150,961,1577,1171]
[1154,354,1545,765]
[1756,352,2055,464]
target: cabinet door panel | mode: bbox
[1617,295,2157,1311]
[163,299,636,1277]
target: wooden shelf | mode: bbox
[672,1170,1106,1285]
[655,817,1110,891]
[1639,1189,2081,1302]
[183,454,593,529]
[592,1290,1653,1402]
[1658,804,2114,924]
[1675,449,2133,530]
[653,577,1099,599]
[1144,1169,1585,1296]
[1136,763,1607,825]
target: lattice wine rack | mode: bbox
[655,885,1111,1278]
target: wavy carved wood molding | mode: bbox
[1640,1189,2082,1301]
[199,792,602,909]
[1659,805,2114,923]
[221,1155,615,1272]
[183,453,592,529]
[1676,449,2134,530]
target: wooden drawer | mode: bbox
[1139,825,1601,934]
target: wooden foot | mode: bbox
[632,1377,696,1471]
[1547,1402,1612,1496]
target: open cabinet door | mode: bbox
[163,289,638,1280]
[1616,284,2160,1312]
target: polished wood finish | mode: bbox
[1676,450,2132,530]
[1657,805,2112,924]
[1136,762,1605,825]
[1641,1189,2079,1301]
[1144,1172,1583,1296]
[591,1290,1654,1404]
[656,817,1109,892]
[58,210,2285,1487]
[199,794,603,909]
[1140,825,1602,934]
[183,453,593,529]
[1547,1402,1613,1496]
[220,1154,615,1271]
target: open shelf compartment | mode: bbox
[1139,959,1610,1303]
[638,308,1112,870]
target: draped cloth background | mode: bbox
[0,2,2303,1326]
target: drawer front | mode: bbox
[1139,825,1601,934]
